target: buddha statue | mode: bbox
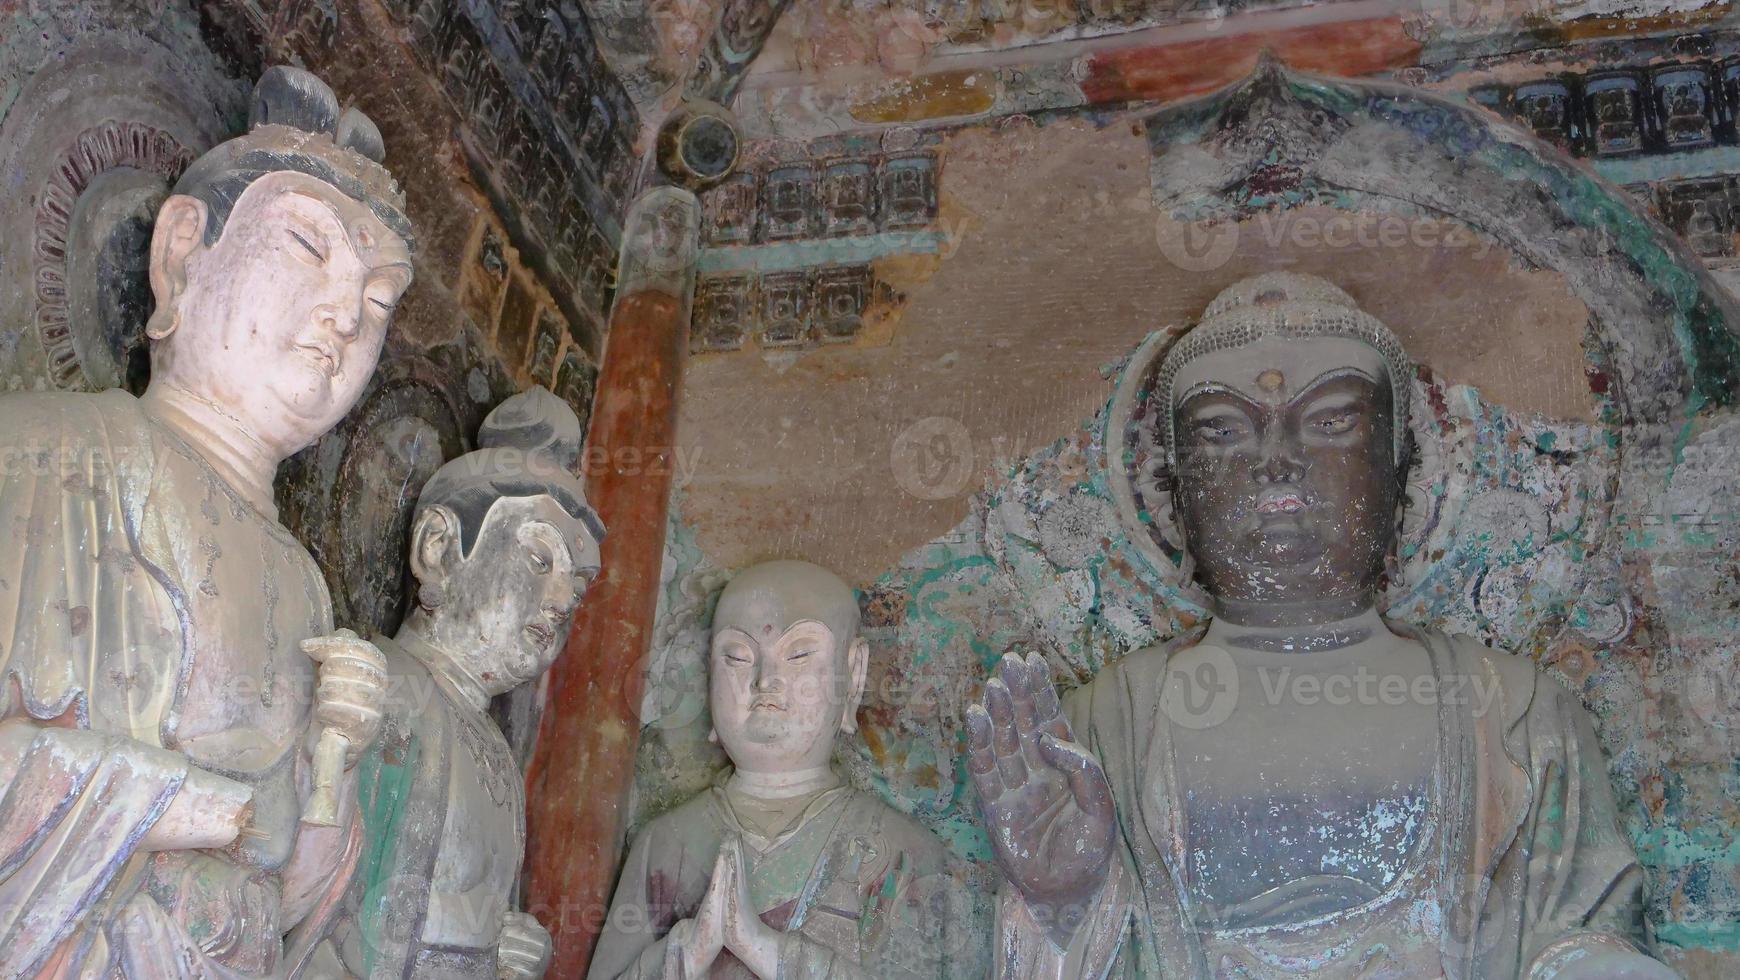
[0,66,411,976]
[323,385,605,979]
[589,560,985,979]
[968,273,1678,979]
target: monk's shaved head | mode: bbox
[713,559,859,651]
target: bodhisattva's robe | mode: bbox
[997,630,1673,980]
[589,776,988,980]
[330,638,525,979]
[0,391,360,978]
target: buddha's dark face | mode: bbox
[1170,336,1398,617]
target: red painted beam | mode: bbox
[524,286,686,978]
[522,185,699,978]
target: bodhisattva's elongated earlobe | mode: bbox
[840,637,869,735]
[146,195,210,341]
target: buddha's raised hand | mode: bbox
[966,652,1115,945]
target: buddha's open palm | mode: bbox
[966,652,1116,928]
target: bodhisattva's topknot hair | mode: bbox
[173,65,414,251]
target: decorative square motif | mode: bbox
[822,160,877,237]
[693,275,756,353]
[555,349,598,433]
[1722,58,1740,140]
[553,197,588,290]
[408,0,450,60]
[529,14,569,96]
[1513,80,1576,151]
[442,27,483,106]
[557,57,596,139]
[813,266,873,343]
[1582,72,1643,157]
[511,0,550,46]
[580,95,614,165]
[530,309,564,386]
[579,225,614,318]
[759,271,813,347]
[469,61,509,153]
[764,166,818,241]
[1657,178,1735,257]
[605,147,638,206]
[529,151,565,232]
[705,173,759,246]
[880,154,937,229]
[1651,65,1716,151]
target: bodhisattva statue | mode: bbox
[323,385,604,979]
[968,273,1678,980]
[0,66,411,976]
[589,560,984,979]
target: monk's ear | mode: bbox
[410,505,462,590]
[146,195,209,341]
[839,636,869,735]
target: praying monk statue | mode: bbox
[0,66,412,976]
[589,560,987,979]
[322,386,604,979]
[968,273,1678,980]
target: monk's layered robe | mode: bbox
[589,775,989,980]
[328,638,525,979]
[997,631,1674,980]
[0,391,361,978]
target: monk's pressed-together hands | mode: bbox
[671,837,780,978]
[966,652,1116,946]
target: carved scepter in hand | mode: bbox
[300,629,389,826]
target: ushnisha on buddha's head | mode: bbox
[406,387,604,696]
[1158,272,1414,622]
[708,560,870,775]
[145,66,416,459]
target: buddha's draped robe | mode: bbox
[589,776,988,980]
[996,631,1672,980]
[0,391,360,978]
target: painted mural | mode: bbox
[640,66,1740,976]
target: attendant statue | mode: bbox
[0,67,411,976]
[968,273,1678,979]
[325,385,604,979]
[589,560,986,979]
